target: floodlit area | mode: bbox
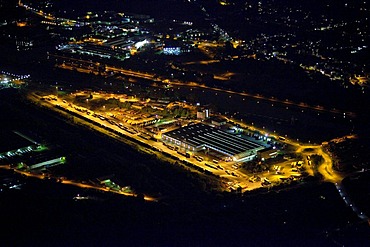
[24,89,342,193]
[162,123,266,162]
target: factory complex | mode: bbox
[162,123,268,162]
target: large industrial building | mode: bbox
[162,123,267,161]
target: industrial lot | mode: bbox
[12,88,331,193]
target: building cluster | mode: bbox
[227,0,370,88]
[1,1,217,65]
[1,0,368,89]
[50,11,155,61]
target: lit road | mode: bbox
[295,145,343,183]
[226,112,345,185]
[196,42,221,59]
[50,53,356,119]
[0,163,156,202]
[167,81,356,118]
[183,59,220,65]
[335,180,369,222]
[51,54,156,81]
[19,0,88,27]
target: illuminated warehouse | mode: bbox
[162,123,266,161]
